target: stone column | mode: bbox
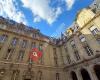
[76,69,83,80]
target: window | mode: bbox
[0,34,8,43]
[56,73,59,80]
[53,48,57,57]
[53,48,58,66]
[70,40,76,48]
[4,48,14,60]
[39,56,43,64]
[90,26,99,35]
[17,50,25,61]
[84,46,93,56]
[31,42,36,49]
[21,40,27,48]
[79,34,86,42]
[0,24,6,29]
[64,45,68,52]
[11,37,18,46]
[32,33,37,38]
[39,44,43,51]
[67,55,71,64]
[54,57,58,66]
[74,51,80,61]
[97,38,100,44]
[11,70,19,80]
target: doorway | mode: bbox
[71,71,78,80]
[81,69,91,80]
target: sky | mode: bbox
[0,0,93,38]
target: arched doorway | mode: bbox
[71,71,78,80]
[94,65,100,80]
[81,69,91,80]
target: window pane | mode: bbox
[31,42,36,49]
[74,51,80,60]
[0,34,8,43]
[18,50,25,61]
[79,34,86,42]
[11,37,18,46]
[90,26,99,35]
[97,38,100,44]
[67,55,71,64]
[21,40,27,48]
[39,44,43,51]
[70,40,76,48]
[5,48,14,60]
[84,46,93,56]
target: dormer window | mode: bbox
[33,33,37,38]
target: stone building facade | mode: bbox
[0,0,100,80]
[0,16,66,80]
[64,8,100,80]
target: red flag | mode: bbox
[29,48,42,62]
